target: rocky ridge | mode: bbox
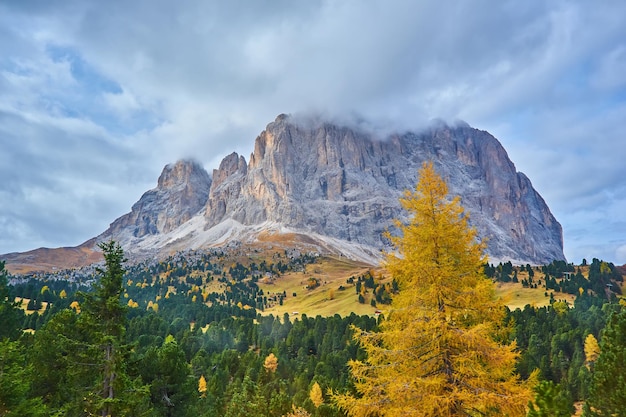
[97,114,564,265]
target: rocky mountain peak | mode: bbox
[212,153,247,189]
[100,159,211,243]
[157,159,209,190]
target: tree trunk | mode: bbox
[102,342,115,417]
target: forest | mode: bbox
[1,164,625,416]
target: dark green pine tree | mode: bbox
[80,240,148,416]
[0,262,45,416]
[139,335,197,417]
[585,305,626,416]
[527,380,573,417]
[0,260,23,340]
[0,339,47,416]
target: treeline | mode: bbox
[1,250,626,416]
[487,258,623,298]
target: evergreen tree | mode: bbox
[585,305,626,416]
[36,240,149,416]
[31,309,93,415]
[333,161,534,416]
[527,381,572,417]
[139,335,196,416]
[0,339,46,416]
[80,241,130,416]
[0,261,23,340]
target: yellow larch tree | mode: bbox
[333,161,534,417]
[69,300,81,313]
[264,352,278,373]
[198,375,207,397]
[282,405,311,417]
[584,333,600,370]
[310,381,324,408]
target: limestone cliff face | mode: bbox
[101,159,211,241]
[204,152,248,226]
[203,115,564,264]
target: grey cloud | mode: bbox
[1,0,626,263]
[0,109,155,253]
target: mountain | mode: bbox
[98,113,564,264]
[3,114,565,272]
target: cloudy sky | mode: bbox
[1,0,625,264]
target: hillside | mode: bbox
[11,247,617,318]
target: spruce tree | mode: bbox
[31,241,147,416]
[333,161,534,416]
[81,240,150,416]
[0,261,23,340]
[585,304,626,416]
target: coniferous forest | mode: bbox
[1,165,625,416]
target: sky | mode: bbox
[1,0,625,265]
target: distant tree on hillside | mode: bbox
[0,261,23,340]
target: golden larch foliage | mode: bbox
[198,375,207,397]
[69,300,80,313]
[264,352,278,373]
[282,405,311,417]
[584,333,600,369]
[310,381,324,408]
[332,161,535,417]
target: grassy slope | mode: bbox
[258,255,381,317]
[496,282,575,310]
[255,256,585,318]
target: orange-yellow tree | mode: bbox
[333,161,534,416]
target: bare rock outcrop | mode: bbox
[101,159,211,243]
[9,114,564,271]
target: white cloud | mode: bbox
[592,45,626,91]
[616,245,626,265]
